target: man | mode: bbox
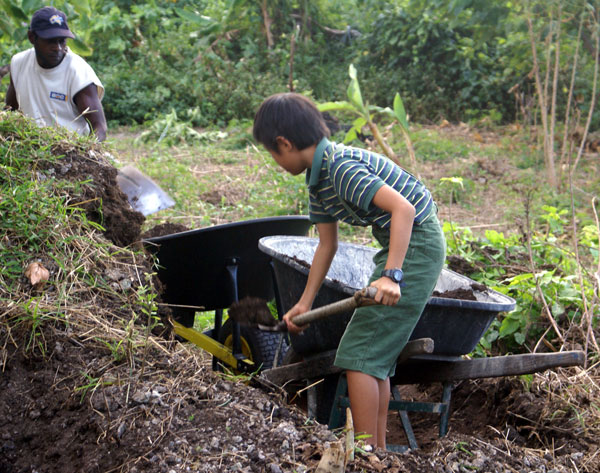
[5,6,107,141]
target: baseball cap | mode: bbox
[30,6,75,39]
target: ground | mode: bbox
[1,126,598,472]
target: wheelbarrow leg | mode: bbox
[328,376,453,451]
[391,386,418,451]
[211,308,224,371]
[211,258,245,371]
[268,260,286,368]
[328,373,349,430]
[439,381,452,438]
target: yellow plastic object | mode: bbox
[172,321,254,372]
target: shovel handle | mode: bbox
[291,286,379,327]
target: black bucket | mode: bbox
[259,236,516,356]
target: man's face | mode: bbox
[28,32,67,69]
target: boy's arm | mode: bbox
[283,221,338,333]
[370,184,416,306]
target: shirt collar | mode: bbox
[307,137,331,187]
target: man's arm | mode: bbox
[5,75,19,110]
[74,83,107,142]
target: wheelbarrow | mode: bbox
[143,216,312,372]
[257,236,585,451]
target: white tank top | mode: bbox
[10,48,104,136]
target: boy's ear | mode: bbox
[275,136,293,151]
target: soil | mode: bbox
[141,222,191,239]
[36,145,145,247]
[1,131,598,473]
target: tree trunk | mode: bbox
[261,0,274,49]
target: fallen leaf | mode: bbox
[316,441,344,473]
[367,454,386,472]
[24,262,50,288]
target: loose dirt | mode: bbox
[1,130,597,472]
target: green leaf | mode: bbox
[346,64,366,114]
[68,37,93,56]
[506,273,534,285]
[71,0,91,16]
[347,79,367,116]
[499,317,520,336]
[352,116,367,129]
[393,93,409,130]
[4,2,28,22]
[0,15,14,36]
[317,101,357,114]
[22,0,38,12]
[175,8,213,26]
[343,127,358,143]
[551,302,564,317]
[349,63,358,80]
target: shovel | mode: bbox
[228,287,379,332]
[116,165,175,216]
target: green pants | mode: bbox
[334,213,446,380]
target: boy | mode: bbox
[253,92,445,449]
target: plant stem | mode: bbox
[366,121,400,166]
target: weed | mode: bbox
[455,441,473,455]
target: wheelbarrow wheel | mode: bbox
[218,319,288,372]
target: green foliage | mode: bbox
[2,0,598,130]
[444,206,597,354]
[356,0,517,123]
[318,64,415,164]
[136,109,227,146]
[318,64,375,144]
[411,128,473,162]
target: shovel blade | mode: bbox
[116,165,175,216]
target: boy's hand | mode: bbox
[371,277,402,306]
[283,303,311,334]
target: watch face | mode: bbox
[383,269,403,282]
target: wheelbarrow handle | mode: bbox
[290,286,379,327]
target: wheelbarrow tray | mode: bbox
[143,216,312,311]
[258,236,516,357]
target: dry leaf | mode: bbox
[316,441,344,473]
[24,262,50,288]
[367,454,386,472]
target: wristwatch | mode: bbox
[382,268,403,284]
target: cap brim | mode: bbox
[35,28,75,39]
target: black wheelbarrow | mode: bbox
[257,236,584,450]
[143,216,312,372]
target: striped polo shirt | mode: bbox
[306,138,434,228]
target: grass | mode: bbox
[0,113,162,360]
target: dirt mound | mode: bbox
[141,222,190,239]
[35,144,145,247]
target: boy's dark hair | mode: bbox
[253,93,330,152]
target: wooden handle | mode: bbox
[292,287,378,327]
